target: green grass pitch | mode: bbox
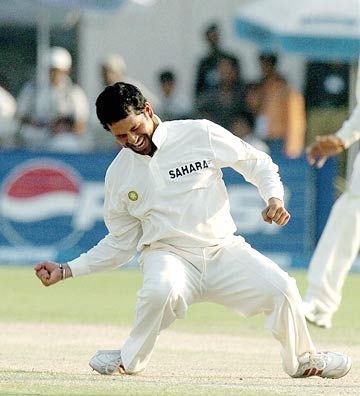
[0,265,359,396]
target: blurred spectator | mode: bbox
[231,111,270,153]
[304,61,350,145]
[0,82,17,147]
[194,22,238,101]
[101,53,158,106]
[89,53,159,151]
[196,55,248,131]
[157,69,193,121]
[46,116,91,153]
[248,53,306,159]
[16,46,90,152]
[245,81,263,131]
[101,53,126,86]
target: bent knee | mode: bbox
[138,279,182,309]
[278,275,301,303]
[267,273,301,305]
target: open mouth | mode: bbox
[132,137,146,151]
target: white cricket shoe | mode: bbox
[292,352,351,379]
[89,349,126,375]
[303,301,332,329]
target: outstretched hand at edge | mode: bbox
[306,135,345,168]
[34,261,65,287]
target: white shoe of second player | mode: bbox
[89,349,126,375]
[292,351,351,379]
[303,301,332,329]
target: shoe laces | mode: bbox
[103,354,123,374]
[299,352,327,371]
[109,356,126,374]
[309,353,328,370]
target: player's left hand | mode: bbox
[262,197,290,226]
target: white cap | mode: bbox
[102,54,126,73]
[49,47,72,70]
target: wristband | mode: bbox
[58,263,66,281]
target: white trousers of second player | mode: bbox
[305,152,360,315]
[120,237,315,376]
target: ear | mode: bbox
[144,102,154,118]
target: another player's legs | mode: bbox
[304,159,360,329]
[90,247,201,375]
[201,238,351,378]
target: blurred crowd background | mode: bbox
[0,0,356,163]
[0,0,359,267]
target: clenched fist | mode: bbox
[34,261,70,287]
[262,197,291,226]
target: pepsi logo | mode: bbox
[0,159,84,248]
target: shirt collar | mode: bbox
[151,115,167,150]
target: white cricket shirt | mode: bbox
[69,119,284,277]
[336,102,360,148]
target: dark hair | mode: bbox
[205,22,219,36]
[96,82,147,131]
[238,110,255,130]
[159,70,175,84]
[259,53,278,66]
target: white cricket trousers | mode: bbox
[120,238,315,376]
[305,152,360,315]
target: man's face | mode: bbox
[50,68,69,85]
[108,103,157,156]
[102,66,122,86]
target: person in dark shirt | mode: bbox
[196,54,247,131]
[194,23,238,101]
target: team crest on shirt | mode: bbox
[128,191,139,201]
[168,159,213,179]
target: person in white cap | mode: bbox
[16,46,90,151]
[101,53,158,107]
[34,82,351,380]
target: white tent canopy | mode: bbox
[234,0,360,61]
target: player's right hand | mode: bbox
[306,135,345,168]
[34,261,62,287]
